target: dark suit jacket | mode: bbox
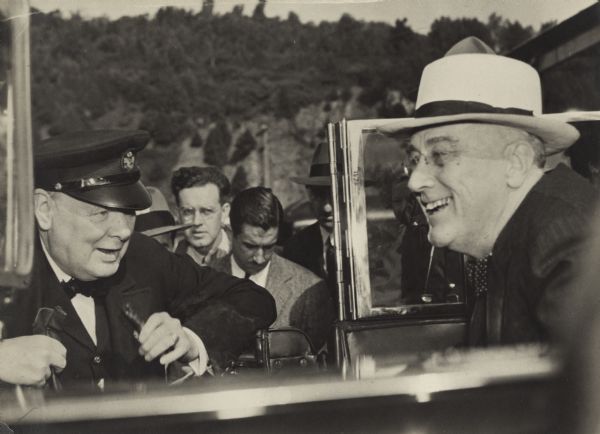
[482,164,599,345]
[4,233,276,388]
[213,253,334,350]
[282,222,326,281]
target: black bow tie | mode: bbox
[62,278,109,299]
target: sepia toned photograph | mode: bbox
[0,0,599,432]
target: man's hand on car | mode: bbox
[137,312,199,366]
[0,335,66,386]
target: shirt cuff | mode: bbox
[183,327,209,376]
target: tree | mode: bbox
[487,13,534,53]
[204,120,231,167]
[287,11,300,26]
[139,110,182,146]
[252,0,266,20]
[273,88,295,119]
[539,20,557,33]
[230,129,257,163]
[231,165,249,197]
[190,132,203,148]
[496,20,533,52]
[232,5,244,17]
[200,0,214,18]
[428,17,492,56]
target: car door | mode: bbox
[327,119,469,375]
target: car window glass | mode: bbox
[365,131,466,309]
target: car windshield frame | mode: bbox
[329,119,468,320]
[0,0,34,289]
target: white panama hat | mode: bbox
[378,37,580,155]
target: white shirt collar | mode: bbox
[40,237,72,283]
[230,254,271,288]
[40,237,98,347]
[217,227,231,252]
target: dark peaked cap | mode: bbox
[35,130,152,211]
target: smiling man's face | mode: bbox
[38,192,135,280]
[406,123,514,256]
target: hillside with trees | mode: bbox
[27,3,555,208]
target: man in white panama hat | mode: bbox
[380,36,599,346]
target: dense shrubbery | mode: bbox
[29,4,545,144]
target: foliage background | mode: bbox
[26,2,596,211]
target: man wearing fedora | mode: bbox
[283,142,338,303]
[0,130,275,388]
[380,37,598,345]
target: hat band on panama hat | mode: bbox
[415,100,534,118]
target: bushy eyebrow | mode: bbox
[408,135,459,154]
[424,135,459,147]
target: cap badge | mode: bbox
[121,151,135,171]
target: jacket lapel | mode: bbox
[265,255,294,318]
[36,253,97,351]
[308,223,325,277]
[101,260,164,380]
[104,268,152,365]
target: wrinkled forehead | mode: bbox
[178,183,222,207]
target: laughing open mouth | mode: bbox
[423,197,451,215]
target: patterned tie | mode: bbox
[466,257,488,296]
[466,257,489,345]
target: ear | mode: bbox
[34,188,54,231]
[504,141,535,188]
[221,202,231,224]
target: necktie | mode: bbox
[61,278,109,299]
[466,257,489,345]
[466,257,488,297]
[324,236,336,275]
[61,278,85,299]
[325,236,338,302]
[62,278,111,381]
[244,272,251,280]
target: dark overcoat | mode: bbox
[481,164,599,344]
[4,232,276,387]
[282,222,325,281]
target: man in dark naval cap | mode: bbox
[0,130,276,389]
